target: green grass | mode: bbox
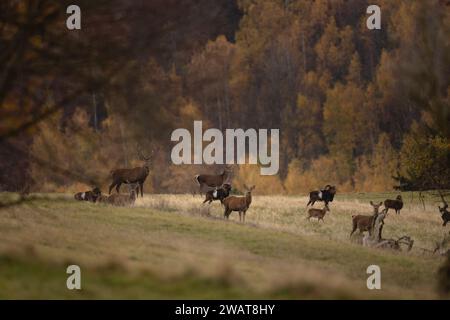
[0,192,448,299]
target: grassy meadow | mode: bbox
[0,191,449,299]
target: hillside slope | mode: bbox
[0,193,446,299]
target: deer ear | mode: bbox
[370,201,374,205]
[243,184,248,190]
[379,202,382,206]
[251,185,255,190]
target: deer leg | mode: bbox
[115,182,123,194]
[350,225,357,237]
[109,182,117,195]
[139,182,144,197]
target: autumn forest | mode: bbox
[0,0,449,195]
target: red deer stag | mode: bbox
[194,165,233,195]
[109,146,155,197]
[223,184,255,223]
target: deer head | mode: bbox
[243,184,255,194]
[137,144,157,168]
[370,201,383,214]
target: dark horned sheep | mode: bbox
[439,203,450,227]
[74,187,101,203]
[203,183,231,205]
[307,185,336,206]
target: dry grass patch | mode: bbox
[0,192,447,299]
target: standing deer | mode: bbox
[194,165,233,195]
[307,205,330,222]
[350,201,383,237]
[384,195,403,215]
[109,146,154,197]
[223,184,255,223]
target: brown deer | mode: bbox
[194,165,233,195]
[384,195,403,215]
[106,184,138,207]
[307,205,330,222]
[109,146,154,197]
[350,201,383,237]
[223,184,255,223]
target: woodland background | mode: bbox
[0,0,449,195]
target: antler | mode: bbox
[137,143,153,161]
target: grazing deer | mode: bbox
[106,184,138,207]
[203,183,231,205]
[350,201,383,237]
[307,205,330,222]
[223,184,255,223]
[74,187,101,203]
[307,185,336,206]
[384,195,403,214]
[439,203,450,226]
[109,146,154,197]
[194,165,233,195]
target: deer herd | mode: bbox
[73,149,450,240]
